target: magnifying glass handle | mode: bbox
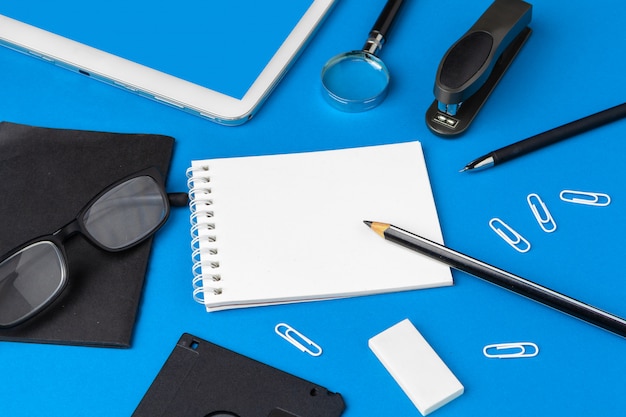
[363,0,405,55]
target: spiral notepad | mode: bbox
[186,141,453,312]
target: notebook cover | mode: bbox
[132,333,346,417]
[0,121,174,347]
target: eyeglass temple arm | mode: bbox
[167,192,188,207]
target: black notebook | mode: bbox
[0,122,174,347]
[133,333,346,417]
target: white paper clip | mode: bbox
[527,193,557,233]
[483,342,539,359]
[489,218,531,253]
[559,190,611,206]
[275,323,322,357]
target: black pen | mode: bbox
[461,102,626,171]
[364,221,626,338]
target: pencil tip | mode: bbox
[364,221,389,238]
[459,166,469,173]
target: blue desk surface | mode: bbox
[1,1,625,415]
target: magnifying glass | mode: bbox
[321,0,405,112]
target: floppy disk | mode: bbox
[132,333,346,417]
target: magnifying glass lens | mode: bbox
[321,51,390,112]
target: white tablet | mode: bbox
[0,0,336,126]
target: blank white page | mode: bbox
[188,141,453,311]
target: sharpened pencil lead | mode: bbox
[364,221,389,238]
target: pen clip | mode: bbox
[275,323,323,357]
[559,190,611,206]
[489,218,531,253]
[527,193,557,233]
[483,342,539,359]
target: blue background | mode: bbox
[1,0,625,415]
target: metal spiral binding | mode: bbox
[186,165,223,302]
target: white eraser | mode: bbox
[368,319,464,416]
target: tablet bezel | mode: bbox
[0,0,336,126]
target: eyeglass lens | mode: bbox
[0,174,168,327]
[82,176,167,250]
[0,241,66,327]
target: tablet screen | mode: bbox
[0,0,313,100]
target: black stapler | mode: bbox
[426,0,532,137]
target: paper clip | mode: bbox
[483,342,539,359]
[527,193,557,233]
[275,323,323,357]
[489,218,531,253]
[559,190,611,206]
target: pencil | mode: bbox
[461,102,626,171]
[364,220,626,338]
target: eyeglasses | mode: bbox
[0,167,176,328]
